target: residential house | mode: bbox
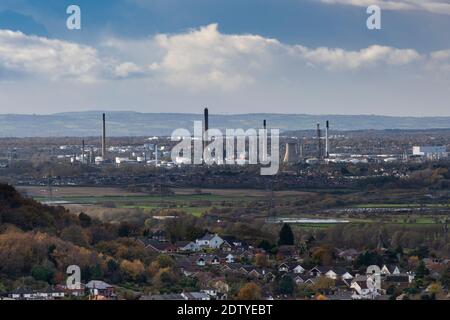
[176,241,199,252]
[196,234,224,249]
[380,265,401,275]
[350,276,379,300]
[86,280,115,298]
[182,292,211,300]
[140,239,177,253]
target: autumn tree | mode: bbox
[313,277,335,294]
[237,283,262,300]
[120,259,145,281]
[254,253,267,268]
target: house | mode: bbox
[150,229,167,242]
[350,276,379,300]
[309,266,330,277]
[196,234,224,249]
[196,256,207,267]
[278,263,290,273]
[177,241,199,252]
[380,265,400,275]
[277,246,298,259]
[85,280,115,298]
[221,236,248,252]
[325,267,353,280]
[140,239,177,253]
[278,262,305,274]
[294,274,316,285]
[337,249,359,262]
[225,253,235,263]
[291,264,306,274]
[182,292,211,300]
[8,287,66,300]
[8,287,36,300]
[383,274,411,290]
[56,284,85,297]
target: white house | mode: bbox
[380,265,400,275]
[196,234,224,249]
[350,276,380,300]
[225,254,235,263]
[292,265,306,274]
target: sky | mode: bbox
[0,0,449,116]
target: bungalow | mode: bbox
[182,292,211,300]
[86,280,115,298]
[177,241,199,252]
[8,287,36,300]
[140,239,177,253]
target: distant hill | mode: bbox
[0,111,449,137]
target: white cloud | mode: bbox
[0,29,104,82]
[0,24,446,92]
[320,0,450,15]
[292,44,422,70]
[102,24,425,90]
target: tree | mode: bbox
[278,275,295,295]
[258,240,274,252]
[427,283,443,296]
[31,265,55,283]
[313,276,335,294]
[415,261,430,279]
[78,212,92,228]
[120,259,145,280]
[278,224,294,246]
[237,283,261,300]
[311,246,334,266]
[254,253,267,268]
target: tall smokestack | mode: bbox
[82,139,85,164]
[203,108,209,155]
[317,123,322,159]
[325,120,329,158]
[204,108,209,133]
[102,113,106,160]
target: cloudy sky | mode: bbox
[0,0,449,116]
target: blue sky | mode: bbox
[0,0,449,116]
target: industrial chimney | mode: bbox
[102,113,106,160]
[82,139,85,164]
[203,108,209,155]
[325,120,330,158]
[317,123,322,159]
